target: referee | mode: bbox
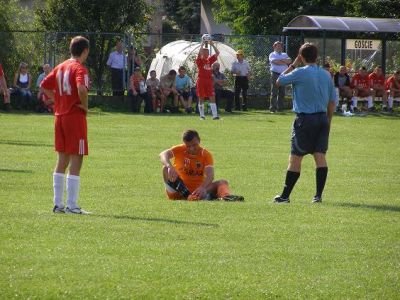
[274,43,336,203]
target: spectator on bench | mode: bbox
[175,66,194,114]
[128,67,152,113]
[386,70,400,112]
[146,70,165,113]
[212,62,234,113]
[160,70,179,113]
[350,66,374,112]
[13,62,33,109]
[334,66,352,111]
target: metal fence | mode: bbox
[1,31,399,97]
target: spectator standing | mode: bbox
[269,41,291,112]
[368,66,387,108]
[13,62,33,109]
[175,66,193,113]
[212,62,234,113]
[334,66,352,110]
[160,70,179,113]
[128,67,152,113]
[107,40,126,96]
[40,36,91,214]
[196,40,220,120]
[0,62,11,110]
[146,70,165,112]
[231,49,251,111]
[127,46,142,79]
[274,43,336,204]
[386,70,400,112]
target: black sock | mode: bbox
[281,171,300,199]
[316,167,328,198]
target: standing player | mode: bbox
[41,36,91,214]
[274,43,336,203]
[0,62,11,110]
[196,37,220,120]
[159,129,244,201]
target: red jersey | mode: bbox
[385,75,400,90]
[0,64,4,77]
[41,59,89,116]
[368,72,385,87]
[196,54,218,82]
[351,73,370,89]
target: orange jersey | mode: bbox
[41,59,89,116]
[170,144,213,192]
[351,73,370,89]
[368,73,385,87]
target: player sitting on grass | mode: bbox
[159,129,244,201]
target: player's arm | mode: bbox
[192,166,214,198]
[159,149,178,181]
[77,84,88,112]
[197,42,205,59]
[210,41,219,56]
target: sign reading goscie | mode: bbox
[346,39,381,50]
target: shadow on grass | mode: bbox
[0,140,52,147]
[333,202,400,213]
[0,168,33,173]
[96,214,219,228]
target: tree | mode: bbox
[164,0,200,33]
[35,0,152,94]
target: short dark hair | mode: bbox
[168,69,177,76]
[299,43,318,63]
[70,36,89,57]
[150,70,156,74]
[182,130,200,142]
[178,66,186,71]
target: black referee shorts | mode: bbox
[291,112,330,156]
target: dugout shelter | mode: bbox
[282,15,400,74]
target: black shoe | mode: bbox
[53,205,65,213]
[220,194,244,202]
[213,116,220,120]
[273,195,290,203]
[312,196,322,203]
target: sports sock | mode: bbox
[198,103,205,118]
[66,174,80,209]
[210,103,218,118]
[281,171,300,199]
[316,167,328,198]
[388,96,393,108]
[367,96,373,108]
[216,182,230,198]
[53,173,65,208]
[351,97,358,108]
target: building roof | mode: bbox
[283,15,400,34]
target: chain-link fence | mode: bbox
[1,30,399,98]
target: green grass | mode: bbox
[0,110,399,299]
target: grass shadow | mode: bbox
[332,202,400,213]
[0,168,33,173]
[0,140,52,147]
[96,214,219,228]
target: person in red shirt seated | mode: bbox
[368,66,387,108]
[385,70,400,112]
[351,66,374,111]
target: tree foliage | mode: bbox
[164,0,200,33]
[211,0,400,35]
[35,0,152,93]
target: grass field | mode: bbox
[0,110,399,299]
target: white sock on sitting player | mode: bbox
[367,96,373,108]
[53,173,65,208]
[352,97,358,108]
[198,103,205,118]
[210,103,218,118]
[388,96,393,108]
[66,174,80,209]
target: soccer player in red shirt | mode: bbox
[196,40,220,120]
[350,66,373,111]
[41,36,91,214]
[386,70,400,112]
[0,63,11,109]
[368,66,387,107]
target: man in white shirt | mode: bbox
[269,41,291,112]
[107,40,126,96]
[231,49,251,111]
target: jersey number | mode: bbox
[56,69,72,95]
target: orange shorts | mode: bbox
[55,112,88,155]
[196,80,214,99]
